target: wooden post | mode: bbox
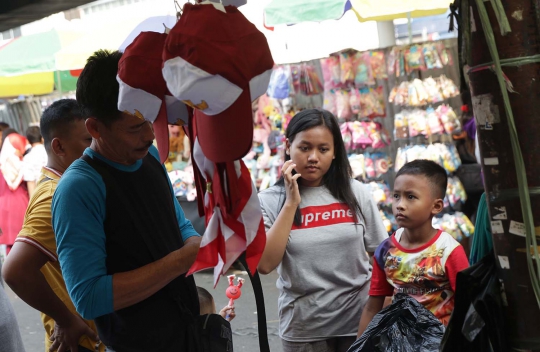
[466,0,540,349]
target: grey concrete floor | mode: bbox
[7,269,283,352]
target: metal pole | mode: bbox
[407,12,412,44]
[56,70,62,97]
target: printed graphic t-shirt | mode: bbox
[258,180,388,342]
[370,228,469,325]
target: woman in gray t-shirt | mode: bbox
[257,109,388,352]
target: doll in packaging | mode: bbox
[340,52,355,85]
[335,90,352,119]
[323,90,337,115]
[426,107,444,135]
[350,121,372,149]
[394,112,409,139]
[370,51,388,79]
[354,52,375,86]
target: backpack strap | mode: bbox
[238,253,270,352]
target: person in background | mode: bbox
[2,99,103,352]
[0,122,11,253]
[196,286,235,351]
[258,109,388,352]
[0,122,9,149]
[358,160,469,337]
[0,260,26,352]
[23,125,48,197]
[52,50,201,352]
[0,128,29,255]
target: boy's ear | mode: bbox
[432,198,445,215]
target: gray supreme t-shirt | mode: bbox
[258,179,388,342]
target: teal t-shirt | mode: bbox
[52,146,200,319]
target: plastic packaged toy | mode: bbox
[350,121,372,149]
[426,106,444,135]
[406,45,426,73]
[320,56,341,89]
[349,88,361,115]
[340,52,355,84]
[335,89,352,119]
[370,51,388,79]
[437,104,461,134]
[422,44,443,70]
[386,47,398,77]
[340,122,353,151]
[408,109,428,137]
[354,52,375,86]
[394,112,409,140]
[349,153,365,178]
[323,90,337,115]
[439,75,459,99]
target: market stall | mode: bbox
[242,38,476,246]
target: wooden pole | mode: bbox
[466,0,540,349]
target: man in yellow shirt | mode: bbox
[2,99,103,352]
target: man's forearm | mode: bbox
[112,236,200,311]
[4,268,78,326]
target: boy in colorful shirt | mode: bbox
[357,160,469,336]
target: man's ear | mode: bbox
[51,138,65,157]
[432,198,445,216]
[85,118,101,139]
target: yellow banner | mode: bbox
[350,0,451,22]
[0,72,54,98]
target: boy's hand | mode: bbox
[219,305,236,322]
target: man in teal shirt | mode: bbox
[52,50,201,352]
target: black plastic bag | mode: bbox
[347,294,445,352]
[440,252,508,352]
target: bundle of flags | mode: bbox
[118,1,272,285]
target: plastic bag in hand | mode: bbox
[347,293,445,352]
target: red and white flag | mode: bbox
[187,139,266,286]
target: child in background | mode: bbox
[358,160,469,337]
[197,286,236,321]
[196,286,236,352]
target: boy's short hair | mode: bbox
[26,126,42,145]
[76,49,123,125]
[396,160,447,199]
[197,286,214,315]
[0,122,9,131]
[40,99,84,152]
